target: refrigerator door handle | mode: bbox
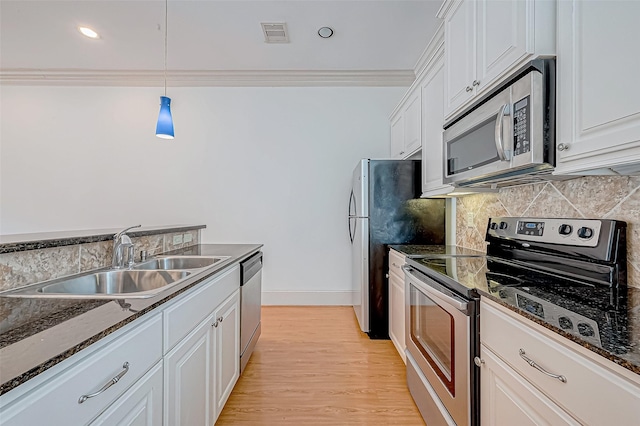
[348,217,354,243]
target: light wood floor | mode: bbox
[217,306,425,425]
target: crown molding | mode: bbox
[0,69,415,87]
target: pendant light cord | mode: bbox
[164,0,168,96]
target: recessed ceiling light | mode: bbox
[318,27,334,38]
[78,26,100,39]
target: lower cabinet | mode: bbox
[388,249,406,363]
[165,313,216,426]
[479,298,640,425]
[480,345,579,426]
[91,361,164,426]
[213,290,240,415]
[0,263,245,426]
[165,288,240,426]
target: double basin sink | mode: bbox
[0,256,230,300]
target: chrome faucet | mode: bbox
[112,225,141,268]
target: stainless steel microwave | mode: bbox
[443,59,555,188]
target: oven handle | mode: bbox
[494,103,511,161]
[402,266,469,313]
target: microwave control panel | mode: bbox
[513,96,530,156]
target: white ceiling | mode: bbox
[0,0,443,86]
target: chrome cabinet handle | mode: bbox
[213,320,219,327]
[519,349,567,383]
[474,356,485,367]
[78,362,130,404]
[494,104,511,161]
[218,316,224,323]
[557,143,569,152]
[465,86,473,92]
[472,80,480,86]
[399,151,405,155]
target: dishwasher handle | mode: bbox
[241,251,263,285]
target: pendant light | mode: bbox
[156,0,174,139]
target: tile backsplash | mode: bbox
[455,176,640,288]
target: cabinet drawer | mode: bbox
[163,265,240,353]
[0,314,162,426]
[388,249,406,279]
[481,299,640,425]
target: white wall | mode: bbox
[0,85,404,303]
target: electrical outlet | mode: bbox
[172,234,183,245]
[183,233,193,243]
[467,212,474,227]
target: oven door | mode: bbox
[404,266,471,426]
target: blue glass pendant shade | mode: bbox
[156,96,174,139]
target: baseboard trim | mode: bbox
[262,291,353,306]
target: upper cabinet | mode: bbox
[438,0,555,120]
[390,85,422,159]
[555,0,640,175]
[419,28,453,197]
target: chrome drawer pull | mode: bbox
[78,362,130,404]
[519,349,566,383]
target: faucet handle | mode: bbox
[114,224,141,240]
[127,245,135,267]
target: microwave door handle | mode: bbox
[495,104,511,161]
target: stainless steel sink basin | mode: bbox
[37,270,190,297]
[0,255,232,300]
[133,256,230,271]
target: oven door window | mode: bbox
[447,116,500,175]
[410,285,456,395]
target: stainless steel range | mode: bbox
[403,216,627,426]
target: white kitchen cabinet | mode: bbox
[213,290,241,417]
[91,361,164,426]
[438,0,555,119]
[164,288,240,426]
[388,249,406,363]
[0,314,163,426]
[420,41,452,197]
[555,0,640,175]
[165,313,215,426]
[479,345,580,426]
[479,298,640,425]
[389,85,421,159]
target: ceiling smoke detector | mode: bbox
[261,22,289,43]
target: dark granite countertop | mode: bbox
[0,243,262,396]
[479,285,640,375]
[388,244,485,257]
[0,225,206,254]
[392,245,640,376]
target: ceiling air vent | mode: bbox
[261,22,289,43]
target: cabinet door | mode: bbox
[421,58,453,197]
[165,314,214,426]
[213,289,240,419]
[403,90,422,156]
[390,113,404,158]
[479,345,580,426]
[443,0,476,117]
[556,0,640,174]
[388,271,406,364]
[91,362,163,426]
[475,0,529,95]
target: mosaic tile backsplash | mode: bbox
[455,176,640,288]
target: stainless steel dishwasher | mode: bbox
[240,251,262,373]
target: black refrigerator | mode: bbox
[348,159,445,338]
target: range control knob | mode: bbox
[490,222,498,230]
[558,224,573,235]
[499,222,508,230]
[577,227,594,239]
